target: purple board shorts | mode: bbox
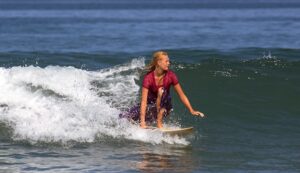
[119,88,173,123]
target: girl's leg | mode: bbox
[156,87,164,113]
[156,87,164,128]
[157,108,166,128]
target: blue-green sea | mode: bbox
[0,0,299,172]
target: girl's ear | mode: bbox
[157,59,162,67]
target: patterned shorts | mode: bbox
[119,88,173,123]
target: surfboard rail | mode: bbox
[146,126,194,136]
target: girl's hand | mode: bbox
[191,110,205,117]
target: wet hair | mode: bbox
[145,51,168,72]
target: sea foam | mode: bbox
[0,58,188,145]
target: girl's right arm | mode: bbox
[174,83,205,117]
[140,87,148,128]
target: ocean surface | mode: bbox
[0,0,300,172]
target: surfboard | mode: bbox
[147,126,194,136]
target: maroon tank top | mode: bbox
[142,70,179,104]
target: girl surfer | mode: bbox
[120,51,204,128]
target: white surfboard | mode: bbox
[147,126,194,136]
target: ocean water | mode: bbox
[0,0,300,172]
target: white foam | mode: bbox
[0,58,189,145]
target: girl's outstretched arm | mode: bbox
[174,84,205,117]
[140,87,149,128]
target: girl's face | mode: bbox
[157,55,170,71]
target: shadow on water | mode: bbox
[117,143,199,173]
[135,149,197,172]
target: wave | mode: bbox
[0,59,189,145]
[172,57,300,82]
[0,49,299,145]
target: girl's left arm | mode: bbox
[174,84,205,117]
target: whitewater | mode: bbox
[0,59,189,145]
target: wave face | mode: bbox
[0,48,300,146]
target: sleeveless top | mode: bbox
[142,70,179,104]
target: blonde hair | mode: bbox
[145,51,168,72]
